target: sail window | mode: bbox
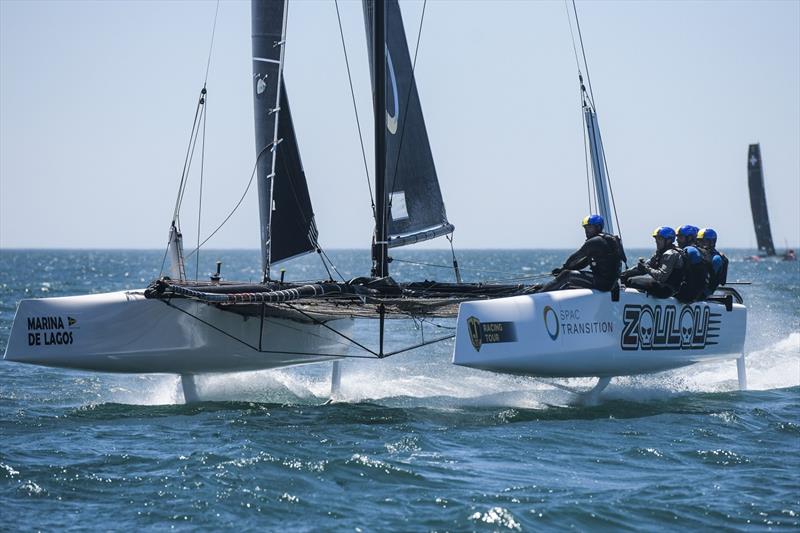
[390,191,409,220]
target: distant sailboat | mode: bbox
[747,143,776,257]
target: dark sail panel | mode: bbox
[271,82,318,263]
[747,143,775,256]
[252,0,316,274]
[363,0,454,248]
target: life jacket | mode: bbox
[590,233,626,288]
[675,246,708,303]
[707,247,729,292]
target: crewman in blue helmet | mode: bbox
[620,226,683,298]
[676,225,699,249]
[673,225,708,302]
[697,228,728,296]
[536,214,626,293]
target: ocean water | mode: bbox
[1,249,798,531]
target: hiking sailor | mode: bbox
[536,215,625,293]
[697,227,728,296]
[620,226,683,298]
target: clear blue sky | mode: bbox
[1,0,798,250]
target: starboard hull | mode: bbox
[4,290,352,374]
[452,288,746,378]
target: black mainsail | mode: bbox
[363,0,454,251]
[252,0,317,279]
[747,143,775,256]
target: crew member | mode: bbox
[676,225,698,249]
[675,246,708,302]
[620,226,683,298]
[536,214,625,293]
[697,228,728,296]
[673,225,707,302]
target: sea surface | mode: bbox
[1,249,798,531]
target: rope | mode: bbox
[334,0,375,217]
[184,145,269,261]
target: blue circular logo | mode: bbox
[543,306,559,341]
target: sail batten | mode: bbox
[747,143,775,256]
[252,0,317,276]
[363,0,453,251]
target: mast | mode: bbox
[252,0,289,281]
[372,0,389,278]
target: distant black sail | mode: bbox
[363,0,454,248]
[252,0,317,274]
[747,143,775,256]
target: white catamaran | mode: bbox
[5,0,747,403]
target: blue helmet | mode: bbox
[582,214,604,230]
[652,226,676,240]
[685,246,702,264]
[677,225,699,238]
[698,228,717,242]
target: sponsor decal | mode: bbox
[26,315,76,346]
[385,45,399,135]
[543,306,559,340]
[544,307,613,341]
[467,316,517,352]
[621,304,720,350]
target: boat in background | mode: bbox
[747,143,775,256]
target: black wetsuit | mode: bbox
[622,245,683,298]
[675,246,709,303]
[698,245,728,296]
[538,233,624,293]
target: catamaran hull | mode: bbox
[453,289,746,377]
[3,291,352,374]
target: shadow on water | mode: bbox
[61,386,798,427]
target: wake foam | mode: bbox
[104,333,799,407]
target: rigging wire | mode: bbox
[196,89,208,281]
[334,0,375,217]
[571,0,596,107]
[184,146,268,261]
[162,3,220,277]
[203,1,220,85]
[160,91,206,278]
